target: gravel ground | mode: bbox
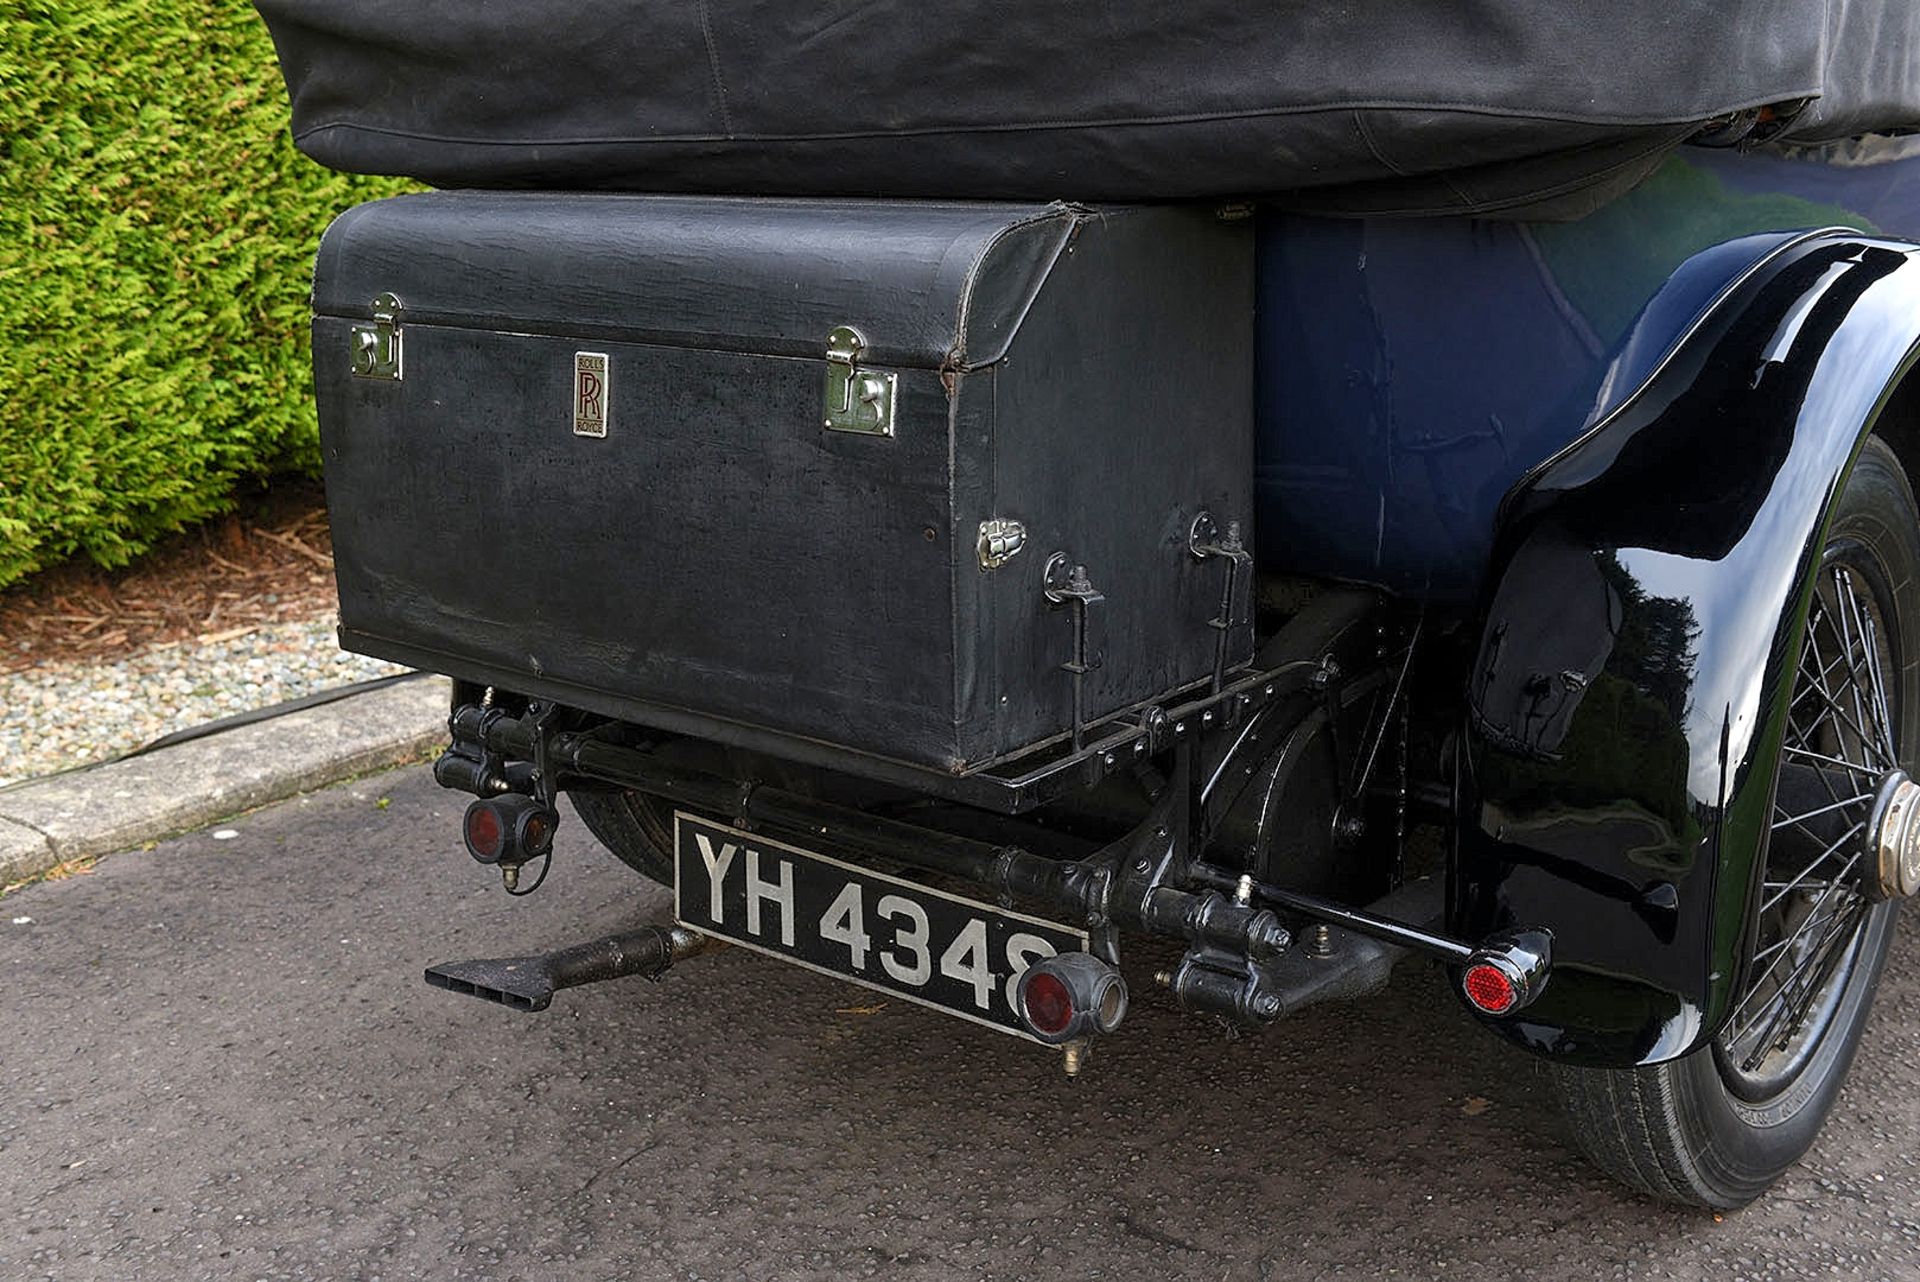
[0,616,407,787]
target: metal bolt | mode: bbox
[1254,993,1283,1019]
[1062,1040,1088,1077]
[1153,970,1172,987]
[1305,923,1334,958]
[1103,753,1117,768]
[501,864,520,893]
[1233,873,1255,906]
[1134,858,1152,874]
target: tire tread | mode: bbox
[568,790,675,885]
[1551,1065,1704,1205]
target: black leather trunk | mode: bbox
[313,193,1254,776]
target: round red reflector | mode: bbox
[1462,963,1517,1015]
[1022,971,1075,1036]
[465,803,505,861]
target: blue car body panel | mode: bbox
[1256,144,1920,600]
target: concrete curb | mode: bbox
[0,676,450,887]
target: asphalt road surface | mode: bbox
[5,764,1920,1281]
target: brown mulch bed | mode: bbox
[0,480,339,675]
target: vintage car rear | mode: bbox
[258,1,1920,1207]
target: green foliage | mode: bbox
[0,2,409,589]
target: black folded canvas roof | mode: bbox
[257,1,1920,218]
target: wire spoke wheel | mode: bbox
[1714,559,1898,1098]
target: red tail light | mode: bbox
[1462,963,1517,1014]
[1021,971,1075,1036]
[1014,953,1128,1044]
[1459,928,1551,1016]
[462,796,558,866]
[465,801,506,862]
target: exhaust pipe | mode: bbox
[425,923,722,1012]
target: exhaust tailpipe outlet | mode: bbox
[425,924,723,1012]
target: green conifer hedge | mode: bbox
[0,2,408,589]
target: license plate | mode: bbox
[673,812,1089,1039]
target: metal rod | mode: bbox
[1187,863,1475,963]
[1210,553,1237,694]
[1070,598,1089,751]
[1347,615,1422,803]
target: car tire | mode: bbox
[569,789,677,886]
[1546,435,1917,1207]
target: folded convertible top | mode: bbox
[257,1,1920,218]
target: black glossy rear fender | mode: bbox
[1458,234,1920,1067]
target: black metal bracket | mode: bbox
[1189,511,1253,693]
[1042,553,1105,751]
[432,702,518,796]
[1329,614,1422,855]
[524,699,564,809]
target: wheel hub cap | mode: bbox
[1873,771,1920,899]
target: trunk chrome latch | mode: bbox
[823,325,895,436]
[977,518,1027,570]
[350,292,403,381]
